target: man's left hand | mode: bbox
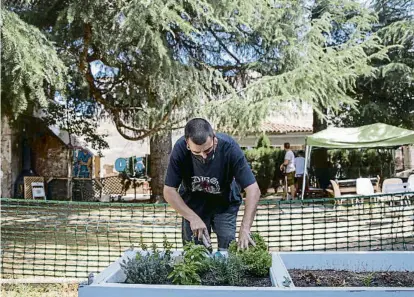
[237,228,256,250]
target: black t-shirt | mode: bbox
[164,133,256,219]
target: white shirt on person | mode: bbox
[284,150,295,173]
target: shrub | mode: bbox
[244,134,287,195]
[271,149,286,189]
[201,254,246,286]
[228,233,272,277]
[120,251,173,284]
[120,236,174,284]
[256,134,271,148]
[245,148,277,195]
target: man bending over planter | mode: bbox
[164,118,261,251]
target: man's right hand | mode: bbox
[163,186,212,248]
[189,216,210,244]
[189,216,212,251]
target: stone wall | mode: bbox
[30,124,71,199]
[31,132,70,178]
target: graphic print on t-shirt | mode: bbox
[191,176,221,194]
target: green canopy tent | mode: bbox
[301,123,414,199]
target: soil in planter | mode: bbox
[240,276,272,287]
[289,269,414,287]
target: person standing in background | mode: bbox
[294,150,306,197]
[280,143,296,199]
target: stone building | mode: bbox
[0,115,95,199]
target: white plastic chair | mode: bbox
[381,178,410,206]
[382,178,403,193]
[356,178,375,195]
[356,178,375,204]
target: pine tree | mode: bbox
[3,0,393,199]
[1,7,66,118]
[331,0,414,128]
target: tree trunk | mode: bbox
[149,131,172,203]
[1,114,13,198]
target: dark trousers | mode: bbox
[182,212,237,250]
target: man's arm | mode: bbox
[163,186,210,243]
[229,141,260,249]
[238,182,260,249]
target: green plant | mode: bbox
[168,261,201,285]
[245,147,277,195]
[120,252,173,284]
[120,238,174,284]
[167,241,209,285]
[256,134,271,149]
[272,149,286,189]
[362,272,375,286]
[228,233,272,277]
[151,242,158,254]
[224,255,247,286]
[201,257,228,285]
[183,241,209,264]
[139,236,148,251]
[163,235,174,258]
[200,255,246,286]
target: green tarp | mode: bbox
[306,123,414,149]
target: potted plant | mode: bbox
[79,235,414,297]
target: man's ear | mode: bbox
[213,135,218,146]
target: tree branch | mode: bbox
[79,23,92,74]
[209,28,241,65]
[79,22,179,141]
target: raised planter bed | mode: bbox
[79,251,414,297]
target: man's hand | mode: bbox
[189,216,210,244]
[237,227,256,250]
[238,183,260,250]
[164,186,212,248]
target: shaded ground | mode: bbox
[289,269,414,287]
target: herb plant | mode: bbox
[168,261,201,285]
[168,241,209,285]
[121,233,272,286]
[228,233,272,277]
[201,254,246,286]
[120,239,174,284]
[120,251,173,284]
